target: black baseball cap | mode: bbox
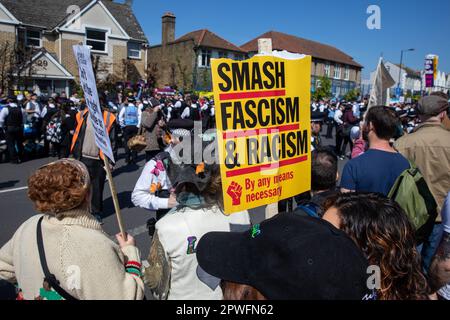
[167,119,195,133]
[197,214,372,300]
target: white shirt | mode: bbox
[165,106,173,122]
[40,104,56,119]
[70,96,80,104]
[201,103,209,112]
[118,103,142,128]
[352,103,361,118]
[25,101,41,118]
[0,103,26,128]
[181,104,199,120]
[132,158,172,211]
[334,109,344,125]
[174,100,183,109]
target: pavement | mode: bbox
[0,130,348,255]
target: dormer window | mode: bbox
[86,28,107,53]
[26,30,42,48]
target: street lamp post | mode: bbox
[398,48,415,96]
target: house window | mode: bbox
[344,66,350,80]
[128,42,141,59]
[324,63,331,77]
[218,51,228,59]
[26,30,42,48]
[86,28,107,52]
[334,64,341,79]
[200,49,212,68]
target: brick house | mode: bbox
[0,0,148,95]
[147,13,247,92]
[241,31,363,98]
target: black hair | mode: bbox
[365,106,400,140]
[311,147,337,191]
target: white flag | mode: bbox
[368,58,395,110]
[73,45,115,163]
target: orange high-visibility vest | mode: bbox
[71,109,116,160]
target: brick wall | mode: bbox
[112,45,147,82]
[130,48,146,79]
[313,59,361,83]
[43,34,56,54]
[147,40,196,90]
[113,45,127,78]
[0,30,15,46]
[61,39,81,79]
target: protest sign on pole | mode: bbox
[73,45,126,238]
[211,55,312,215]
[73,45,115,162]
[368,58,395,110]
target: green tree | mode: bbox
[312,76,332,101]
[343,88,360,101]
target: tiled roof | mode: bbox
[241,30,363,68]
[175,29,246,53]
[102,1,147,42]
[0,0,147,42]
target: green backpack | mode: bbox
[388,161,438,245]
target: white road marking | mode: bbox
[0,186,28,194]
[128,224,149,238]
[109,224,149,241]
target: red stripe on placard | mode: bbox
[223,124,300,140]
[225,155,308,178]
[220,90,286,101]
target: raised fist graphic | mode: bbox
[227,181,243,206]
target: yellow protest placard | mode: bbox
[211,55,312,214]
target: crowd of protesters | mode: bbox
[0,84,449,300]
[0,86,216,165]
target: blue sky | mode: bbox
[126,0,450,79]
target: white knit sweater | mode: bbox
[0,210,145,300]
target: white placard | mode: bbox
[73,45,115,163]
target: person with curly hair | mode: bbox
[322,192,431,300]
[0,159,145,300]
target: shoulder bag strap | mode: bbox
[36,217,78,301]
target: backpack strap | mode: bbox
[36,217,78,301]
[294,204,320,219]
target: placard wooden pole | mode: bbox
[103,156,126,240]
[258,38,280,218]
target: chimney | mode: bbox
[162,12,176,47]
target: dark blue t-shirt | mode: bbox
[340,149,410,196]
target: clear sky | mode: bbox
[125,0,450,79]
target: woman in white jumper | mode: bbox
[144,162,250,300]
[0,159,145,300]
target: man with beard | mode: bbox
[340,106,409,196]
[132,119,194,236]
